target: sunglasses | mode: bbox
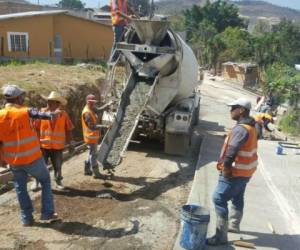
[230,105,240,111]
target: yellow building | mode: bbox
[0,10,113,62]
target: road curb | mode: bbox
[173,133,208,250]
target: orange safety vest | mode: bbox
[110,0,128,25]
[217,124,258,178]
[253,113,273,126]
[0,105,42,166]
[39,109,68,150]
[81,105,100,144]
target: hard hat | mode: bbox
[42,91,67,106]
[2,84,25,99]
[228,97,252,110]
[86,94,98,103]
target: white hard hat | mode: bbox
[2,84,25,99]
[228,97,252,110]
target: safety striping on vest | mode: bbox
[85,135,99,139]
[237,149,257,157]
[4,145,40,158]
[40,139,65,144]
[234,160,258,170]
[3,136,38,147]
[40,131,65,136]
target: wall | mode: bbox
[53,14,113,61]
[0,15,54,58]
[222,63,259,87]
[0,13,113,61]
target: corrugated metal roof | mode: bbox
[0,10,67,20]
[0,10,112,26]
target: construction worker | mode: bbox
[31,91,74,191]
[0,85,58,226]
[109,0,128,63]
[81,94,102,178]
[207,97,258,246]
[258,91,276,114]
[253,112,274,139]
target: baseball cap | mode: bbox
[2,84,25,99]
[86,94,98,103]
[228,97,252,110]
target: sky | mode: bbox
[29,0,300,10]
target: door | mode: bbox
[53,34,62,63]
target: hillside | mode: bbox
[236,0,300,22]
[155,0,205,14]
[156,0,300,23]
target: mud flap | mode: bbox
[164,132,191,156]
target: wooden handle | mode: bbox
[233,241,256,249]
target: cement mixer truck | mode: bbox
[98,17,201,169]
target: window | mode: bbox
[7,32,28,52]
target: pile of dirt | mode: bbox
[0,62,107,140]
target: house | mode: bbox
[93,11,111,25]
[222,62,259,88]
[0,10,113,62]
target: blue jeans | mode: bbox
[109,24,125,63]
[11,157,55,224]
[87,143,98,168]
[213,175,250,218]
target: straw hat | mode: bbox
[42,91,67,106]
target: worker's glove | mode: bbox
[222,167,232,178]
[68,141,76,155]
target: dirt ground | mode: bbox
[0,136,201,250]
[0,62,105,91]
[0,63,108,139]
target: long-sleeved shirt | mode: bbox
[5,103,53,120]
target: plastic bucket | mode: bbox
[276,145,283,155]
[180,204,210,250]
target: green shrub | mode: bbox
[278,111,300,135]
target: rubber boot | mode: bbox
[92,165,102,179]
[228,209,243,233]
[84,161,92,176]
[206,214,228,246]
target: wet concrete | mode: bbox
[106,79,154,167]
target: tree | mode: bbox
[183,0,246,40]
[265,62,300,106]
[252,19,272,37]
[218,27,254,62]
[57,0,85,9]
[183,0,246,70]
